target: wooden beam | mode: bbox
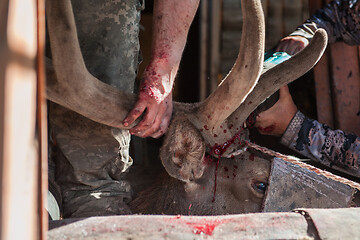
[0,0,40,239]
[37,0,48,238]
[309,0,335,128]
[199,0,221,100]
[330,43,360,134]
[313,51,334,127]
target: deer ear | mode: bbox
[160,114,206,183]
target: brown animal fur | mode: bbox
[130,149,271,215]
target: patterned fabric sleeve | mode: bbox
[281,111,360,177]
[289,0,360,45]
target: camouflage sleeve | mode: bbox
[280,111,360,177]
[289,0,360,45]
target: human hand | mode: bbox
[275,35,309,55]
[123,64,174,138]
[255,85,297,137]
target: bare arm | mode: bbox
[123,0,200,138]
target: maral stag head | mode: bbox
[45,0,327,184]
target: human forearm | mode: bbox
[281,111,360,177]
[140,0,200,101]
[150,0,200,70]
[124,0,200,138]
[292,0,360,45]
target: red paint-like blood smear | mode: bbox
[214,134,218,137]
[223,129,227,133]
[186,219,230,236]
[258,125,275,133]
[204,125,209,130]
[169,217,231,236]
[193,224,216,235]
[210,129,245,201]
[139,85,161,102]
[210,129,243,157]
[224,166,229,172]
[249,153,255,161]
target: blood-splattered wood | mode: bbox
[48,212,310,239]
[48,208,360,239]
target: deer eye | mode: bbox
[253,182,267,194]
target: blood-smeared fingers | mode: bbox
[138,113,163,138]
[123,101,147,127]
[129,107,157,136]
[150,112,172,138]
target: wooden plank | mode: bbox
[0,0,9,237]
[301,208,360,240]
[222,0,242,31]
[309,0,335,128]
[48,209,360,239]
[283,0,303,35]
[199,0,208,100]
[48,213,311,239]
[266,1,283,49]
[330,43,360,135]
[36,0,48,238]
[261,0,268,18]
[1,0,39,239]
[263,158,355,212]
[314,51,335,127]
[209,0,221,93]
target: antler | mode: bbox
[190,0,265,131]
[227,29,328,133]
[45,0,136,129]
[221,29,328,156]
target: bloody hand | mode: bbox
[255,85,298,137]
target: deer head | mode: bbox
[129,149,272,215]
[45,0,327,183]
